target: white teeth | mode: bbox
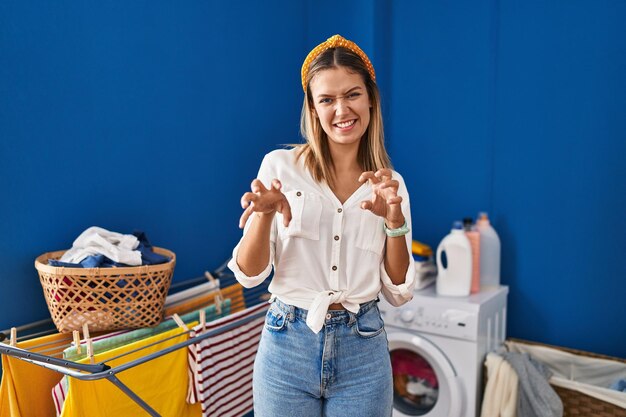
[336,120,356,128]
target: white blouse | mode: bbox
[228,148,416,333]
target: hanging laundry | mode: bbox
[480,352,519,417]
[187,302,268,417]
[63,300,231,362]
[57,325,201,417]
[52,377,69,417]
[166,283,245,317]
[501,351,563,417]
[216,268,271,309]
[480,350,563,417]
[0,332,74,417]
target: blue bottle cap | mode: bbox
[452,221,463,230]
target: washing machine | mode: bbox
[380,285,508,417]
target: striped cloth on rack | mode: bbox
[187,302,268,417]
[51,377,69,415]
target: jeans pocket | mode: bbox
[354,306,385,339]
[264,304,288,332]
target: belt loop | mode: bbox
[289,304,296,322]
[348,311,356,326]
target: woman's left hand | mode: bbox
[359,168,405,228]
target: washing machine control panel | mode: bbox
[382,303,479,341]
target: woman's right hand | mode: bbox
[239,178,292,229]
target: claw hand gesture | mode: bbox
[358,169,405,227]
[239,179,292,229]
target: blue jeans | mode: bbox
[253,298,393,417]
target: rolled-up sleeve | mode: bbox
[228,235,275,288]
[379,173,416,306]
[227,154,278,288]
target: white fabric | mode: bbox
[59,226,142,266]
[52,374,69,416]
[506,341,626,409]
[481,352,519,417]
[165,280,221,305]
[415,258,437,290]
[228,149,416,333]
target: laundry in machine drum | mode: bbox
[391,348,439,415]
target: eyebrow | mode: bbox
[316,86,363,98]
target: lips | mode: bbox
[334,119,356,129]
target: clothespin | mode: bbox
[214,294,223,315]
[10,327,17,347]
[73,330,82,355]
[199,309,206,329]
[82,323,95,364]
[204,271,217,287]
[172,313,189,332]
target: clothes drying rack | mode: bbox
[1,310,265,416]
[0,261,270,417]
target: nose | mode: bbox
[335,97,350,116]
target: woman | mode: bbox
[228,34,416,417]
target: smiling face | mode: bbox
[309,66,371,150]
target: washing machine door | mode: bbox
[388,332,463,417]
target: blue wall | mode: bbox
[1,1,624,358]
[389,0,626,358]
[0,0,307,326]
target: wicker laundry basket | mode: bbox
[488,338,626,417]
[35,248,175,333]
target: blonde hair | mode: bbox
[295,47,391,187]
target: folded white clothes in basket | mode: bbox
[59,226,142,266]
[414,258,437,290]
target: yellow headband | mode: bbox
[301,34,376,92]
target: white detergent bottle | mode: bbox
[476,212,501,289]
[436,221,472,296]
[463,217,481,294]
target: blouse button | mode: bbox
[334,235,340,241]
[337,208,343,213]
[332,265,337,271]
[326,314,332,320]
[296,191,302,197]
